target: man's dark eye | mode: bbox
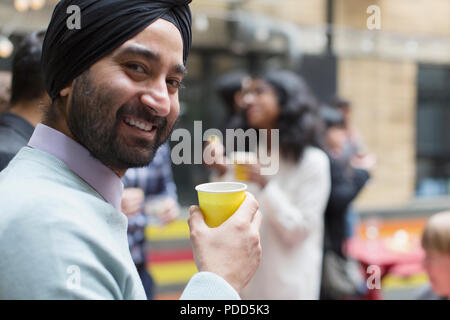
[167,79,184,89]
[125,63,146,73]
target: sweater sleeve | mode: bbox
[180,272,241,300]
[258,149,331,247]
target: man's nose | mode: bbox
[140,78,171,117]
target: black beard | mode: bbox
[66,71,173,170]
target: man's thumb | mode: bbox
[188,205,208,231]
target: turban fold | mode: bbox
[42,0,192,100]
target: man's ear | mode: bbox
[59,81,74,98]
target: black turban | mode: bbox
[42,0,192,100]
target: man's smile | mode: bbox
[121,116,158,139]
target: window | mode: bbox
[416,64,450,197]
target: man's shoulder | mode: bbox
[1,148,104,201]
[0,179,88,225]
[0,166,105,228]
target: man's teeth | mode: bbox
[124,118,153,131]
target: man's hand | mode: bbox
[188,192,263,293]
[121,188,145,216]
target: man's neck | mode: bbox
[9,101,43,127]
[42,118,75,142]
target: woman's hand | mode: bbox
[351,153,376,173]
[203,140,228,176]
[242,163,269,188]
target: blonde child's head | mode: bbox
[421,211,450,298]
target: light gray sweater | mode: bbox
[0,147,239,300]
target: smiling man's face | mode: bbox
[60,19,185,174]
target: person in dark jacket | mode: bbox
[0,31,49,171]
[319,106,375,299]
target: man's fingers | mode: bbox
[251,210,263,231]
[231,192,259,223]
[188,205,208,233]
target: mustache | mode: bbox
[118,103,167,129]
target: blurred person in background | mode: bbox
[329,97,367,161]
[319,106,374,300]
[0,71,11,113]
[203,70,250,177]
[214,69,250,131]
[121,142,180,299]
[209,70,331,299]
[329,97,372,240]
[241,70,331,299]
[417,211,450,300]
[0,31,49,171]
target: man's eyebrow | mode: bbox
[114,45,160,63]
[173,64,187,77]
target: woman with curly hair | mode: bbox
[210,70,331,299]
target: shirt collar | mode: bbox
[28,123,123,210]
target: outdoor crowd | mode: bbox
[0,0,449,301]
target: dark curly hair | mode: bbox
[253,70,324,162]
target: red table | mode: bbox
[345,237,425,300]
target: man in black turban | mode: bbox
[0,0,262,300]
[42,0,193,171]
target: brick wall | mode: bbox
[380,0,450,36]
[337,58,417,209]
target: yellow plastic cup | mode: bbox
[234,164,248,181]
[195,182,247,228]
